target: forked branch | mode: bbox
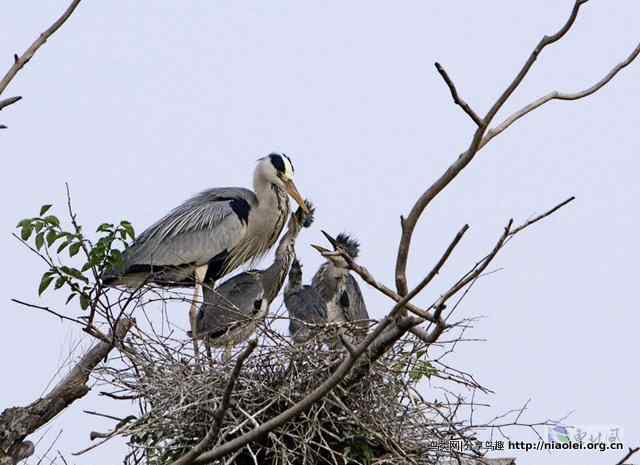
[394,0,638,299]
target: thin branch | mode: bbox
[0,319,132,463]
[343,259,435,321]
[410,224,469,299]
[12,298,84,326]
[508,196,575,236]
[394,0,591,297]
[0,96,22,111]
[0,0,82,96]
[615,446,640,465]
[169,340,258,465]
[481,42,640,150]
[342,224,468,322]
[435,62,483,126]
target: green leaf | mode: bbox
[16,218,32,228]
[38,273,55,296]
[81,262,92,272]
[69,242,82,257]
[46,229,58,247]
[54,276,67,289]
[97,223,114,233]
[61,266,88,283]
[34,221,45,233]
[79,294,90,310]
[20,225,33,241]
[110,249,125,270]
[120,221,135,239]
[39,204,52,216]
[35,232,45,251]
[57,240,71,253]
[43,215,60,227]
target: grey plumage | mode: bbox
[284,259,328,343]
[103,154,307,288]
[193,202,315,355]
[100,153,309,355]
[310,232,369,341]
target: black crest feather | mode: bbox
[335,233,360,258]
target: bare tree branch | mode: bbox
[435,62,483,126]
[0,96,22,111]
[0,0,81,130]
[395,0,596,298]
[615,446,640,465]
[11,298,85,326]
[508,196,575,236]
[357,195,575,384]
[0,318,132,465]
[481,42,640,150]
[0,0,82,96]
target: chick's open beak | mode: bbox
[284,179,309,214]
[320,230,339,250]
[311,244,331,255]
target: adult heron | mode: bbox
[192,201,314,360]
[103,153,309,350]
[284,259,328,343]
[310,231,370,343]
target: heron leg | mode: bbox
[190,265,208,360]
[205,339,213,368]
[223,343,232,364]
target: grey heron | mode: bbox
[102,153,309,351]
[310,231,370,343]
[284,259,328,343]
[191,201,314,360]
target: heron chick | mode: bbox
[284,259,328,343]
[101,153,309,354]
[192,201,315,361]
[310,231,370,344]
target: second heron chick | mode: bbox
[192,201,315,360]
[310,231,370,343]
[286,231,369,344]
[284,259,328,343]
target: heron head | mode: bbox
[311,230,358,268]
[293,200,315,229]
[288,258,303,287]
[257,153,309,214]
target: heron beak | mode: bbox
[320,230,339,250]
[311,244,332,255]
[284,179,309,214]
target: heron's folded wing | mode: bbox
[343,274,369,322]
[198,272,263,334]
[126,188,257,267]
[285,286,327,323]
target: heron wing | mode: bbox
[341,274,369,323]
[196,271,263,337]
[126,188,257,268]
[285,286,327,322]
[285,285,327,338]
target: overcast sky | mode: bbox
[2,2,638,464]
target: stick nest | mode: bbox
[98,323,480,465]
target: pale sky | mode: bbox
[1,2,638,464]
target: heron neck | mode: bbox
[312,263,347,301]
[262,223,299,303]
[253,173,283,210]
